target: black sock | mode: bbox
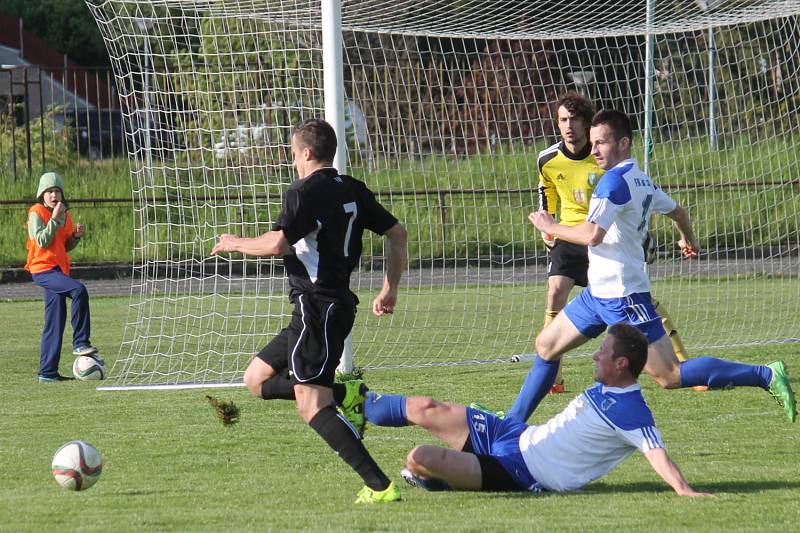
[308,405,390,491]
[260,374,295,400]
[332,383,346,404]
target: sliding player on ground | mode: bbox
[364,324,711,496]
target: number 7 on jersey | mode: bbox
[343,201,358,257]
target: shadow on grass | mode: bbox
[586,480,800,494]
[465,479,800,498]
[114,489,176,496]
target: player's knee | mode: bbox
[655,377,680,389]
[242,369,264,397]
[405,396,438,419]
[547,280,571,302]
[406,446,424,471]
[406,445,437,473]
[534,335,558,360]
[243,379,262,398]
[71,282,89,301]
[648,369,681,389]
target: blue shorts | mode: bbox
[563,289,666,343]
[466,408,539,491]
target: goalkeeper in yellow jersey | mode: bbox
[535,93,690,393]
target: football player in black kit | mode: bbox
[212,118,408,503]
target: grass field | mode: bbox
[2,130,799,266]
[3,295,800,532]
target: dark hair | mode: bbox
[608,323,648,378]
[557,92,595,126]
[591,109,633,142]
[292,118,337,163]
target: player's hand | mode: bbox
[528,210,556,234]
[73,223,85,238]
[52,201,66,221]
[541,231,555,249]
[678,237,699,258]
[211,234,240,255]
[372,288,397,317]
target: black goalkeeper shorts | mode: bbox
[547,240,589,287]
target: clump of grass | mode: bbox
[205,395,240,426]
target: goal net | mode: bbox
[84,0,800,388]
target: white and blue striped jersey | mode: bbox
[585,158,676,298]
[519,382,664,492]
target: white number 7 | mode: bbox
[343,202,358,257]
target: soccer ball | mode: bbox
[51,440,103,491]
[72,355,105,380]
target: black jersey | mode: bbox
[274,168,398,304]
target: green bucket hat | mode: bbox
[36,172,65,201]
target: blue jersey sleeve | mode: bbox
[586,166,633,230]
[592,166,632,205]
[584,383,664,452]
[584,383,654,427]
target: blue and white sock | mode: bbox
[679,357,772,389]
[364,391,408,427]
[506,356,560,423]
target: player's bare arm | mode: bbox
[528,210,606,246]
[211,230,291,257]
[645,448,712,497]
[664,205,699,258]
[373,222,408,316]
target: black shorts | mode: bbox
[461,438,522,491]
[257,293,355,387]
[547,240,589,287]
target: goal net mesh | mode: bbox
[84,0,800,388]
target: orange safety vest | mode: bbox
[25,203,74,275]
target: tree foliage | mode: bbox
[0,0,109,66]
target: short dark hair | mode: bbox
[608,323,648,378]
[591,109,633,142]
[292,118,337,163]
[557,92,595,126]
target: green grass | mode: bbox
[99,278,800,378]
[1,131,799,266]
[2,295,800,531]
[0,161,133,266]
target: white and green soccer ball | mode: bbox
[51,440,103,491]
[72,355,105,380]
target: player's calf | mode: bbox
[643,338,683,388]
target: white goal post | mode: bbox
[84,0,800,389]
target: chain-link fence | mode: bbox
[0,66,128,179]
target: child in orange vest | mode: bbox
[25,172,99,382]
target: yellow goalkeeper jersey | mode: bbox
[536,141,604,227]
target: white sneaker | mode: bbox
[73,345,98,357]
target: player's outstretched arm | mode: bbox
[210,230,290,257]
[645,448,712,497]
[664,205,699,258]
[372,222,407,316]
[528,210,606,246]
